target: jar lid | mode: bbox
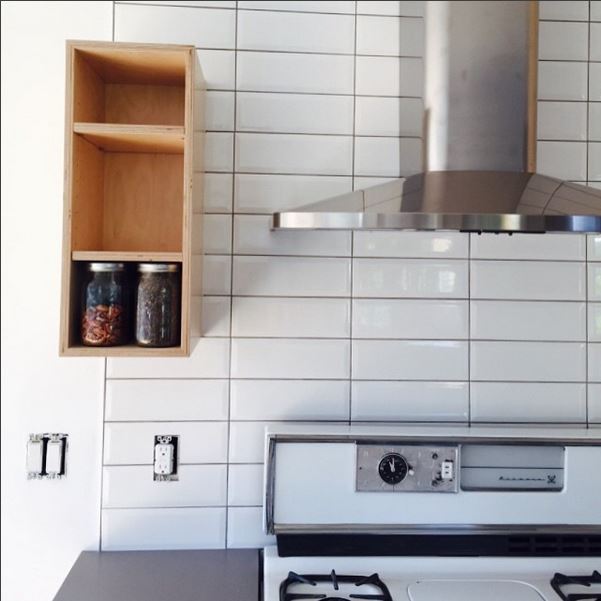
[138,262,180,273]
[88,262,125,272]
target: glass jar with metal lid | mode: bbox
[81,262,129,346]
[135,263,181,347]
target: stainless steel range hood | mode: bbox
[273,171,601,233]
[272,2,601,234]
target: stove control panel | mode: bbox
[356,444,459,493]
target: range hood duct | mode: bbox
[272,1,601,234]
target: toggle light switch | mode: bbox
[26,433,68,479]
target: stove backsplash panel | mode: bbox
[100,0,601,552]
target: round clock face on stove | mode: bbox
[378,453,409,485]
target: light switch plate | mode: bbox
[27,433,68,479]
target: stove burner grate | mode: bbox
[280,570,392,601]
[551,570,601,601]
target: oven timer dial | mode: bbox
[378,453,411,485]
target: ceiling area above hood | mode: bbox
[272,171,601,233]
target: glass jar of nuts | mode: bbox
[80,262,129,346]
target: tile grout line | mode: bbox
[586,1,591,427]
[224,0,239,550]
[468,234,472,426]
[348,0,358,425]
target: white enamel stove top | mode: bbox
[263,547,601,601]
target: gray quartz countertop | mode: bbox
[53,549,261,601]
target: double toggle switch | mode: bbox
[27,434,68,479]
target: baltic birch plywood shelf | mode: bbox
[60,41,203,357]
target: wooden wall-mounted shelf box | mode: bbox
[60,41,203,357]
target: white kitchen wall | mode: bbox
[1,3,112,601]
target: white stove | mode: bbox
[261,425,601,601]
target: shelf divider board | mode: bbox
[72,251,183,263]
[73,123,184,153]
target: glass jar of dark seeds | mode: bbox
[135,263,181,347]
[81,262,129,346]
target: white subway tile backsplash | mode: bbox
[228,464,264,506]
[114,4,236,48]
[588,142,601,180]
[539,1,589,21]
[235,133,352,176]
[589,304,601,341]
[471,383,587,423]
[201,214,232,254]
[202,173,233,213]
[538,62,588,101]
[239,1,355,13]
[354,232,468,258]
[353,299,468,340]
[105,380,228,422]
[102,508,226,550]
[538,21,588,61]
[592,63,601,102]
[353,258,468,298]
[471,301,586,342]
[238,10,354,54]
[356,56,423,97]
[589,103,601,142]
[200,296,231,337]
[203,91,235,131]
[230,379,349,420]
[237,92,354,135]
[231,338,350,379]
[471,341,586,382]
[104,422,228,465]
[196,50,236,90]
[590,235,601,261]
[234,215,351,256]
[107,338,230,379]
[356,16,423,57]
[204,132,233,172]
[588,262,601,300]
[470,233,586,261]
[537,101,587,141]
[232,297,350,338]
[354,137,422,177]
[227,507,274,548]
[120,1,236,7]
[101,0,599,554]
[537,141,587,181]
[351,381,468,421]
[471,261,586,301]
[352,340,468,380]
[202,255,232,296]
[590,384,601,421]
[357,1,424,17]
[355,97,423,137]
[237,52,354,94]
[591,23,601,61]
[234,174,351,214]
[590,344,601,381]
[593,1,601,21]
[103,465,227,508]
[229,421,290,463]
[233,256,351,296]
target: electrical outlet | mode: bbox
[153,435,179,482]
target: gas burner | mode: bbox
[551,571,601,601]
[279,570,392,601]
